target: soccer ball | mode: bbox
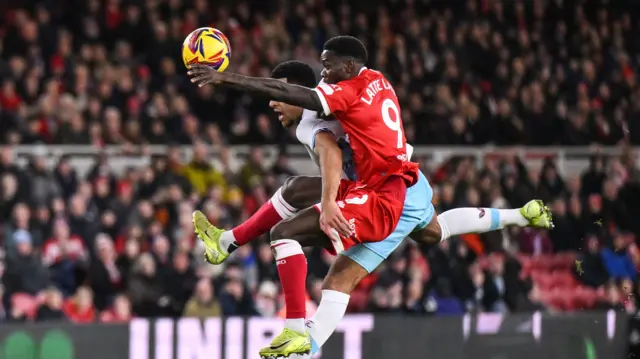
[182,27,231,72]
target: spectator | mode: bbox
[26,155,61,205]
[63,286,96,323]
[128,253,169,317]
[3,229,49,297]
[581,156,607,197]
[150,235,172,278]
[165,252,197,316]
[88,234,122,310]
[100,294,133,323]
[218,273,258,316]
[255,281,279,317]
[239,147,266,190]
[183,278,222,318]
[182,142,226,196]
[115,238,141,288]
[256,243,279,284]
[67,194,98,251]
[425,278,463,315]
[5,203,43,253]
[43,219,88,296]
[549,199,581,253]
[468,265,504,313]
[36,287,66,321]
[0,173,20,220]
[575,236,610,288]
[602,234,637,281]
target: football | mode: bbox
[182,27,231,72]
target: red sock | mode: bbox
[272,240,307,319]
[232,187,297,246]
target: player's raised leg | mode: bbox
[411,199,554,245]
[193,176,321,264]
[259,208,332,359]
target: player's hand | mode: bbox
[187,64,225,87]
[320,201,352,239]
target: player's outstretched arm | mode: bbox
[188,65,323,112]
[314,132,351,237]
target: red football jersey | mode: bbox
[313,68,419,187]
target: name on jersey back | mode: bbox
[361,78,395,105]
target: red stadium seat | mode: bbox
[573,287,598,309]
[11,293,39,319]
[531,254,554,271]
[517,254,532,268]
[536,272,555,291]
[555,252,577,270]
[551,270,577,289]
[546,290,567,310]
[348,290,368,312]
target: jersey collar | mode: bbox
[358,67,367,75]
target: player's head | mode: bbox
[320,36,368,84]
[269,60,317,128]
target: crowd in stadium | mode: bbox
[0,0,640,322]
[1,0,639,146]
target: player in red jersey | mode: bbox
[189,36,416,356]
[189,37,417,251]
[188,36,553,358]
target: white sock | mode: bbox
[270,186,298,219]
[285,318,306,333]
[438,208,529,241]
[307,290,350,351]
[219,231,236,254]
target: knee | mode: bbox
[270,220,295,241]
[270,239,303,261]
[411,220,442,245]
[413,231,440,245]
[281,176,319,209]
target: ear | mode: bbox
[345,59,355,75]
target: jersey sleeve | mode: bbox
[297,110,340,150]
[313,80,359,116]
[310,120,343,150]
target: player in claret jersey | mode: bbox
[188,36,554,359]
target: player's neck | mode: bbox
[345,66,366,80]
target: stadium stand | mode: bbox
[0,0,639,322]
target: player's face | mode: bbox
[269,78,303,128]
[320,50,350,84]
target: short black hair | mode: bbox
[323,36,368,63]
[271,61,317,88]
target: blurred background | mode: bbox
[0,0,639,357]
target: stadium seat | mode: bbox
[536,272,555,291]
[348,290,369,312]
[550,253,576,270]
[573,287,598,309]
[11,293,39,319]
[551,270,577,289]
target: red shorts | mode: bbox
[314,176,407,255]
